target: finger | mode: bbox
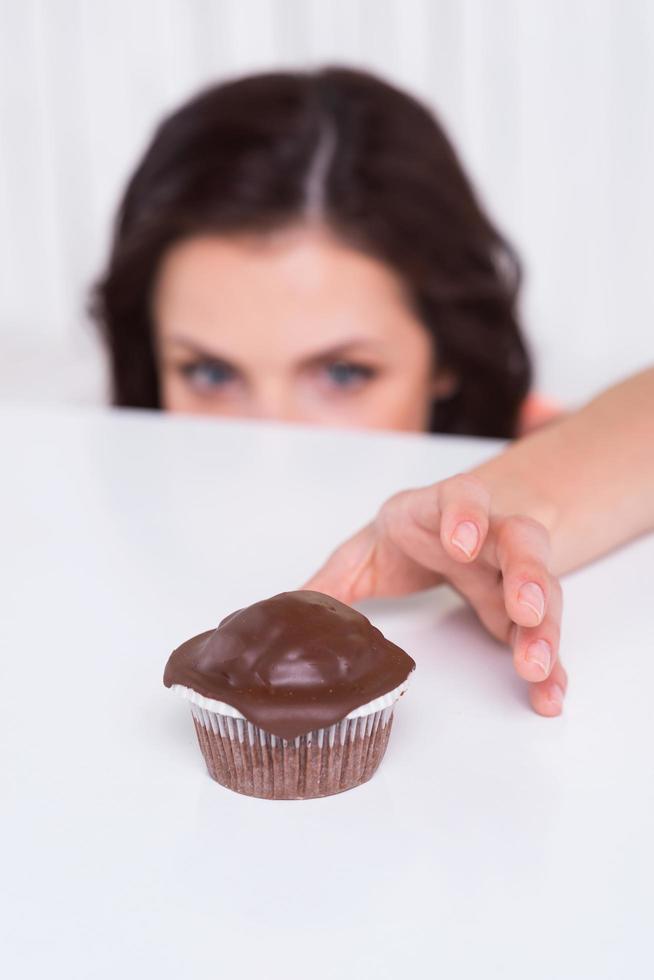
[449,564,513,642]
[437,474,491,563]
[302,525,375,603]
[529,659,568,717]
[375,487,442,567]
[497,516,552,628]
[512,578,563,683]
[389,477,489,564]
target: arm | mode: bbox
[306,368,654,718]
[473,367,654,575]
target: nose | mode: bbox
[247,381,306,424]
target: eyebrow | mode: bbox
[164,335,383,368]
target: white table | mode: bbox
[2,407,653,980]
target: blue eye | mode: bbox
[325,362,375,389]
[180,360,235,391]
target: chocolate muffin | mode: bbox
[164,590,415,800]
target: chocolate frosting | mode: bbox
[163,590,415,740]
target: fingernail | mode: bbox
[548,682,565,711]
[451,521,479,558]
[518,582,545,623]
[525,639,551,677]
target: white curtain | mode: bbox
[0,0,652,404]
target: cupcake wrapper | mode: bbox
[190,704,395,800]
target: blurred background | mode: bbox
[0,0,652,409]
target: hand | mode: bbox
[305,474,567,716]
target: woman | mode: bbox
[97,66,606,717]
[93,67,540,436]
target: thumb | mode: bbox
[301,525,376,604]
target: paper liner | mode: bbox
[190,704,395,800]
[171,676,411,720]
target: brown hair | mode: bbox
[92,67,531,437]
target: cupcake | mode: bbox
[164,590,415,800]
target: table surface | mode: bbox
[2,406,653,980]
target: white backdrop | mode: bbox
[0,0,652,406]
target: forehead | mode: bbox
[153,226,421,350]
